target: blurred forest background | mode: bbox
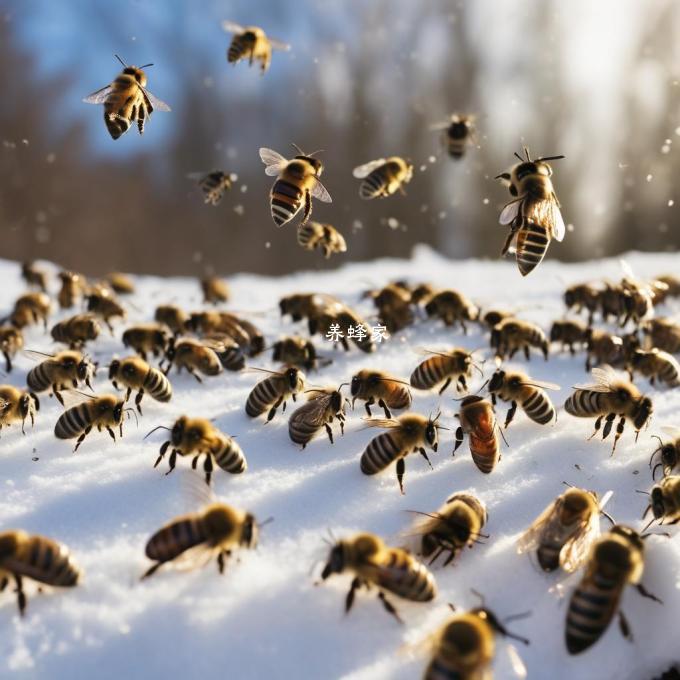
[1,0,680,277]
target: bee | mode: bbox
[296,221,347,259]
[201,277,230,305]
[649,428,680,480]
[0,530,81,615]
[319,532,436,621]
[453,396,502,474]
[51,314,101,349]
[0,386,39,434]
[429,113,476,159]
[564,367,653,454]
[9,292,51,329]
[162,338,223,382]
[564,282,601,325]
[221,21,290,74]
[565,525,661,654]
[353,156,414,200]
[550,319,589,355]
[260,144,332,228]
[245,366,305,421]
[149,416,246,484]
[272,336,325,371]
[496,147,565,276]
[377,302,414,335]
[122,323,170,361]
[203,333,247,371]
[410,283,437,305]
[154,304,189,336]
[628,348,680,388]
[54,393,130,451]
[517,487,611,572]
[232,317,265,356]
[654,274,680,300]
[83,54,170,140]
[479,308,514,331]
[185,311,249,349]
[109,356,172,414]
[288,386,348,448]
[308,302,376,353]
[188,171,237,206]
[351,369,412,418]
[105,272,135,295]
[411,493,488,567]
[86,289,126,331]
[642,317,680,355]
[486,367,559,428]
[360,413,440,494]
[424,290,478,332]
[618,277,655,328]
[21,261,48,291]
[410,348,478,395]
[26,350,95,405]
[279,292,339,322]
[142,500,257,580]
[584,329,627,372]
[490,318,549,361]
[57,271,85,309]
[365,283,413,309]
[0,325,23,371]
[645,475,680,525]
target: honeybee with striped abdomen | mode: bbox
[222,21,290,74]
[245,366,305,422]
[260,144,332,228]
[288,386,348,449]
[0,326,23,371]
[565,525,661,654]
[453,396,502,474]
[189,171,237,206]
[26,350,95,405]
[642,317,680,354]
[155,304,189,336]
[83,55,170,140]
[142,499,257,580]
[479,308,514,331]
[86,288,126,331]
[0,530,81,615]
[105,272,135,295]
[351,369,412,418]
[424,289,478,332]
[21,261,48,291]
[645,475,680,526]
[122,323,170,361]
[410,348,478,395]
[149,416,247,485]
[203,333,246,372]
[564,282,601,325]
[109,356,172,414]
[496,147,565,276]
[550,319,589,355]
[272,336,326,371]
[162,338,223,382]
[320,532,436,622]
[628,348,680,388]
[584,328,629,372]
[564,367,653,454]
[0,386,39,434]
[649,427,680,480]
[297,221,347,259]
[201,277,230,305]
[491,318,549,361]
[430,113,476,159]
[486,367,559,428]
[360,413,441,494]
[353,157,413,199]
[517,487,611,572]
[57,271,85,309]
[10,292,51,329]
[51,314,101,349]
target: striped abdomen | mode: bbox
[27,362,58,392]
[246,376,284,417]
[385,386,411,409]
[469,432,499,474]
[515,218,550,276]
[360,432,405,474]
[655,357,680,386]
[7,536,80,587]
[410,357,455,390]
[145,516,209,564]
[216,344,246,371]
[270,178,303,227]
[54,405,91,439]
[537,522,581,571]
[227,36,250,63]
[360,166,389,199]
[564,390,607,418]
[213,436,247,474]
[375,550,437,601]
[199,172,230,205]
[104,76,145,139]
[297,222,319,249]
[521,389,555,424]
[288,410,325,446]
[143,368,172,402]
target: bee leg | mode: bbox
[165,449,178,475]
[636,583,662,603]
[523,345,530,361]
[442,548,458,567]
[217,552,226,574]
[378,400,392,419]
[458,375,468,392]
[324,423,334,444]
[377,592,403,624]
[509,347,518,359]
[204,455,213,485]
[396,457,406,494]
[188,368,203,383]
[601,413,616,440]
[618,610,633,641]
[611,416,626,455]
[154,441,170,468]
[418,447,433,470]
[14,574,26,616]
[300,190,312,227]
[141,562,162,580]
[191,455,199,470]
[3,351,10,372]
[428,546,444,566]
[364,398,374,417]
[267,397,283,422]
[106,426,116,442]
[569,343,575,356]
[587,416,603,441]
[504,402,517,429]
[54,390,64,406]
[74,426,91,452]
[135,390,144,415]
[0,576,7,592]
[490,393,497,406]
[438,377,452,395]
[345,577,361,614]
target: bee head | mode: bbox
[241,513,259,548]
[449,120,471,139]
[650,486,665,519]
[76,358,93,381]
[426,416,439,449]
[271,341,282,361]
[108,359,120,380]
[242,29,258,42]
[350,374,362,396]
[122,66,148,87]
[549,322,562,342]
[278,298,290,317]
[171,416,186,446]
[304,156,323,175]
[661,443,678,467]
[112,400,124,423]
[321,542,345,580]
[285,367,300,388]
[18,393,33,419]
[634,396,653,430]
[488,370,505,392]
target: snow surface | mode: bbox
[0,247,678,680]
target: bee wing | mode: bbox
[140,86,171,112]
[499,199,523,225]
[291,394,332,428]
[516,501,559,554]
[180,470,217,511]
[505,644,528,679]
[573,366,619,392]
[82,84,113,104]
[221,20,246,34]
[268,37,291,51]
[352,159,386,179]
[311,177,332,203]
[362,417,402,429]
[559,511,601,573]
[187,172,210,182]
[22,349,56,362]
[59,390,95,409]
[521,379,561,391]
[163,542,217,572]
[259,147,289,176]
[533,197,566,242]
[661,425,680,437]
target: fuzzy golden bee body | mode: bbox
[647,475,680,525]
[479,308,514,331]
[109,356,172,413]
[491,318,549,361]
[21,262,48,291]
[202,333,247,372]
[222,22,290,73]
[272,336,323,371]
[0,386,39,434]
[642,317,680,354]
[584,329,631,372]
[279,292,339,323]
[453,397,501,474]
[351,369,412,418]
[245,367,305,421]
[10,292,51,329]
[122,323,170,360]
[51,314,101,349]
[649,429,680,479]
[26,350,95,405]
[86,289,126,331]
[105,272,135,295]
[154,304,189,336]
[353,156,413,199]
[57,271,86,309]
[288,387,347,448]
[564,282,600,324]
[430,114,476,159]
[629,348,680,388]
[550,319,589,355]
[163,338,223,382]
[366,284,414,332]
[54,393,127,451]
[201,277,230,305]
[0,325,23,371]
[308,301,375,353]
[297,221,347,259]
[186,311,263,356]
[487,368,558,428]
[424,290,478,332]
[410,349,475,395]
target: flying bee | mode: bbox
[162,338,223,382]
[565,525,661,655]
[564,282,601,325]
[148,416,246,485]
[486,367,559,428]
[154,304,189,336]
[54,393,131,451]
[564,366,653,454]
[649,427,680,480]
[83,54,170,140]
[21,261,48,291]
[86,289,126,331]
[142,500,258,580]
[0,325,23,371]
[260,144,332,228]
[288,386,349,448]
[424,289,478,332]
[410,493,488,567]
[0,386,39,434]
[410,348,480,395]
[57,271,85,309]
[272,336,326,371]
[351,369,412,418]
[453,396,503,474]
[360,412,441,494]
[245,366,305,421]
[109,356,172,414]
[496,147,565,276]
[201,277,230,305]
[10,292,51,329]
[122,323,170,361]
[26,350,95,405]
[517,487,612,572]
[319,532,436,622]
[491,318,549,361]
[628,348,680,388]
[645,475,680,526]
[429,113,476,159]
[51,314,101,349]
[550,319,589,355]
[642,317,680,354]
[188,171,237,206]
[296,221,347,259]
[584,329,627,372]
[221,21,290,74]
[105,272,135,295]
[353,156,413,200]
[0,530,81,616]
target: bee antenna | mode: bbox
[258,516,274,528]
[635,489,651,495]
[307,149,324,157]
[536,154,565,162]
[513,151,524,162]
[523,146,531,161]
[124,407,139,427]
[470,588,485,605]
[139,63,154,69]
[337,382,349,391]
[114,54,127,67]
[291,142,305,156]
[144,424,170,440]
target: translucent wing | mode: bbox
[269,37,291,51]
[352,159,386,179]
[620,259,636,282]
[187,172,210,181]
[362,417,402,429]
[499,199,522,225]
[520,378,561,391]
[180,469,217,511]
[82,85,113,104]
[548,199,566,242]
[22,349,56,362]
[573,366,619,392]
[290,394,332,429]
[506,644,528,679]
[311,177,332,203]
[559,510,600,573]
[259,147,289,176]
[162,542,217,572]
[221,20,246,34]
[516,500,559,554]
[429,121,450,131]
[661,425,680,437]
[140,86,171,112]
